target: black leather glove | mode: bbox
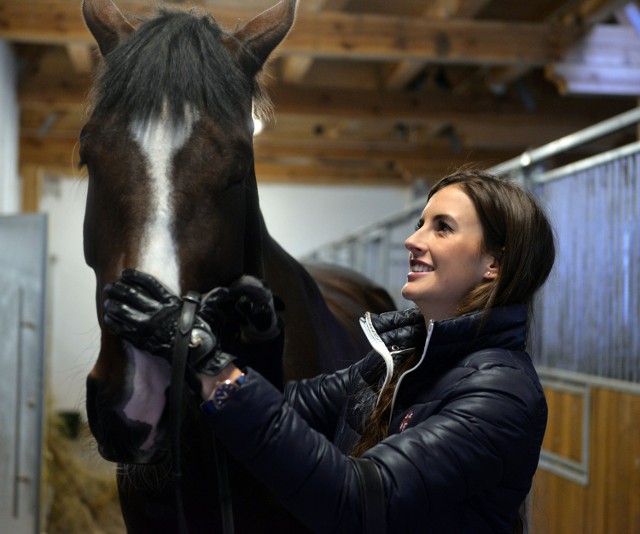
[201,275,282,343]
[103,269,235,379]
[200,275,285,389]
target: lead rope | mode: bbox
[170,291,235,534]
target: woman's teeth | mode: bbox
[411,264,434,273]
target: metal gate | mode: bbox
[0,214,47,533]
[532,143,640,383]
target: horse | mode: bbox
[79,0,395,532]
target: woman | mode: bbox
[104,170,556,533]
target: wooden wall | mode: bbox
[531,374,640,533]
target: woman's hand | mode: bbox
[103,269,285,393]
[103,269,236,390]
[201,275,283,344]
[201,276,285,390]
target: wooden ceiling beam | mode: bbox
[0,1,581,66]
[267,85,629,126]
[18,134,515,185]
[254,138,515,166]
[20,74,631,128]
[385,0,492,90]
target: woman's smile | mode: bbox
[408,259,434,278]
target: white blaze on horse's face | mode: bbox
[118,100,199,451]
[130,100,200,294]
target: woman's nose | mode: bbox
[405,231,422,254]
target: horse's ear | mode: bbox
[82,0,136,56]
[233,0,297,77]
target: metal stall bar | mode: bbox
[489,107,640,178]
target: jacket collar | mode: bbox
[367,303,528,363]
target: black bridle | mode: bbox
[170,291,234,534]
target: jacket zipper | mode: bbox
[388,320,434,426]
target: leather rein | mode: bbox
[170,291,234,534]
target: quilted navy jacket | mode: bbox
[204,304,548,533]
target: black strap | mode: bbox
[213,437,235,534]
[170,291,200,534]
[350,457,387,534]
[171,291,236,534]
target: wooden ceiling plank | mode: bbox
[288,12,580,65]
[0,2,581,66]
[254,137,515,163]
[267,85,629,125]
[384,0,530,90]
[19,73,631,136]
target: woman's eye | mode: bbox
[414,220,424,231]
[437,220,452,232]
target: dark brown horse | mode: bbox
[80,0,394,531]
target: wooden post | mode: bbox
[20,165,42,213]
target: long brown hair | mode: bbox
[351,171,556,524]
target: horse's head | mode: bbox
[80,0,296,463]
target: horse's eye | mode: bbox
[78,147,88,170]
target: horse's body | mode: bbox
[79,0,394,531]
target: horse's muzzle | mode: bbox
[86,375,168,464]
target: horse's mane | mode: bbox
[88,8,272,126]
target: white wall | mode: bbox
[39,177,411,412]
[0,40,20,214]
[40,178,99,413]
[258,183,411,257]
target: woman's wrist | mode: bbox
[198,363,244,400]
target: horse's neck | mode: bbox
[261,234,356,380]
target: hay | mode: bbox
[44,412,125,534]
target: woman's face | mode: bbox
[402,185,497,321]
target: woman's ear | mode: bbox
[484,257,500,280]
